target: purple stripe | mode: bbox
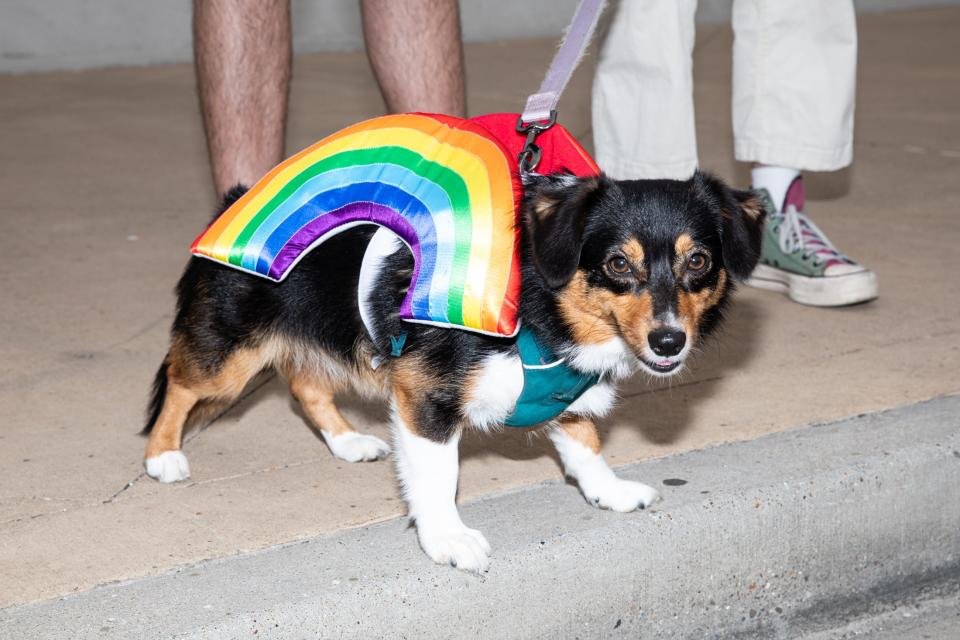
[269,202,423,317]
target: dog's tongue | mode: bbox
[657,360,673,367]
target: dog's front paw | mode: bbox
[582,477,660,512]
[325,432,391,463]
[417,524,491,574]
[144,450,191,483]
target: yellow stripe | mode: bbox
[455,134,517,333]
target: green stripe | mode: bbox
[229,146,473,326]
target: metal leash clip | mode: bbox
[516,110,557,175]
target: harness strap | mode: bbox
[519,0,608,126]
[515,326,554,367]
[504,327,600,427]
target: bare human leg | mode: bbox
[194,0,291,198]
[361,0,466,117]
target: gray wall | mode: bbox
[2,0,957,74]
[1,0,584,73]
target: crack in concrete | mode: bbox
[156,455,331,490]
[0,452,335,530]
[101,313,170,351]
[102,475,144,504]
[0,495,87,504]
[0,496,92,527]
[0,315,172,392]
[101,373,277,506]
[1,377,283,529]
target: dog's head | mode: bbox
[522,171,765,377]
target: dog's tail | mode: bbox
[142,360,169,435]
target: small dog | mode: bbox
[143,171,764,572]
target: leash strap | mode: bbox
[519,0,608,126]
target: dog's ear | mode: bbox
[522,173,604,289]
[694,171,767,281]
[722,187,767,280]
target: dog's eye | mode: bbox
[687,253,709,273]
[608,256,631,275]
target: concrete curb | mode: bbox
[3,396,959,639]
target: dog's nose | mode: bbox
[648,328,686,357]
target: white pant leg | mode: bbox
[592,0,699,180]
[732,0,857,171]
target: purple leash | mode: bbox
[516,0,608,173]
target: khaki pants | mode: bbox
[592,0,857,179]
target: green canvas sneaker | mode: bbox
[746,177,878,306]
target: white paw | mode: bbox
[325,431,391,463]
[417,524,492,574]
[582,478,660,512]
[144,451,191,483]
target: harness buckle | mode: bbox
[516,110,557,175]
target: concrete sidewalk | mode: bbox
[3,397,958,639]
[1,6,959,611]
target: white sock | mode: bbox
[751,165,800,213]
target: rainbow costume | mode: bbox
[193,113,522,337]
[192,112,598,339]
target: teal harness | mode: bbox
[384,325,598,428]
[502,326,600,427]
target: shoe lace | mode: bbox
[776,205,851,267]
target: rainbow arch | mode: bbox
[192,113,522,337]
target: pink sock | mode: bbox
[752,165,801,212]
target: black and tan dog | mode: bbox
[143,171,763,572]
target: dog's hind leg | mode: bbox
[144,344,267,482]
[288,372,390,462]
[548,416,660,512]
[143,373,198,483]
